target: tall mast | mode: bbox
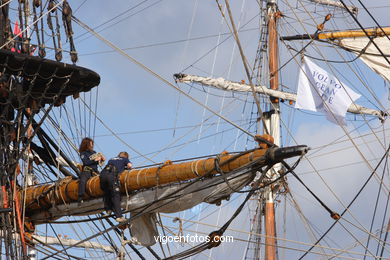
[264,0,280,259]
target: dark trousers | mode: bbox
[100,171,122,218]
[78,171,91,198]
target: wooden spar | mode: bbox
[174,74,386,121]
[23,138,276,213]
[281,27,390,41]
[23,142,309,217]
[317,28,390,40]
[32,235,115,253]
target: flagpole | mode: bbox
[264,0,280,259]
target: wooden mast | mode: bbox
[265,0,280,259]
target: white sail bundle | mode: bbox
[175,74,386,121]
[335,37,390,82]
[308,0,357,14]
[32,235,115,253]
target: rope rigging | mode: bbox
[299,143,390,259]
[0,0,386,259]
[39,144,311,259]
[0,1,102,257]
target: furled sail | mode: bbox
[334,37,390,82]
[308,0,357,14]
[282,28,390,83]
[174,73,386,121]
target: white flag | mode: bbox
[295,57,361,125]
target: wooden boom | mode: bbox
[281,27,390,41]
[22,138,308,217]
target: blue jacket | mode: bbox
[107,157,131,174]
[80,150,99,172]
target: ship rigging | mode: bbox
[0,0,388,259]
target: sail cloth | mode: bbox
[335,37,390,82]
[295,58,361,125]
[29,167,254,245]
[128,213,159,246]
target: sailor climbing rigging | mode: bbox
[100,151,132,223]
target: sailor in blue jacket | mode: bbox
[100,151,132,222]
[78,138,105,203]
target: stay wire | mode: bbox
[299,143,390,259]
[338,0,390,67]
[180,12,261,72]
[376,177,390,256]
[73,0,88,14]
[93,87,98,139]
[88,91,92,136]
[336,220,378,259]
[286,0,388,115]
[101,217,145,259]
[83,92,87,137]
[69,98,81,145]
[287,44,361,63]
[356,0,390,43]
[286,191,333,257]
[78,28,259,57]
[90,118,250,138]
[72,0,159,43]
[282,160,337,217]
[164,189,255,260]
[77,96,156,163]
[291,1,388,121]
[281,0,390,214]
[222,0,269,135]
[163,217,387,259]
[44,111,79,160]
[380,219,390,258]
[40,149,267,259]
[339,216,390,255]
[229,155,304,194]
[89,216,120,255]
[32,237,72,260]
[71,15,257,140]
[363,147,389,259]
[48,223,72,260]
[296,0,390,193]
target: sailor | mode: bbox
[100,151,132,223]
[78,138,105,203]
